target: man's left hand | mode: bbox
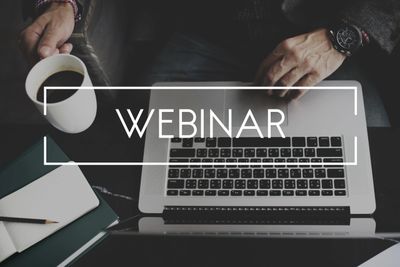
[255,28,346,100]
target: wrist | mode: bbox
[35,0,81,22]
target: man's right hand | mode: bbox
[19,2,75,64]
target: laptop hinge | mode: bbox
[163,206,350,219]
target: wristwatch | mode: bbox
[328,20,369,57]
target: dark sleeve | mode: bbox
[21,0,85,20]
[339,0,400,54]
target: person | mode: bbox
[19,0,399,124]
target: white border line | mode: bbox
[43,86,358,166]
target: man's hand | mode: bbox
[255,28,346,100]
[19,2,75,64]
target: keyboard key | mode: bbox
[262,158,274,168]
[334,179,346,189]
[283,190,294,196]
[302,169,314,178]
[186,180,197,188]
[293,148,303,157]
[317,148,343,157]
[201,159,213,168]
[244,149,255,157]
[231,190,242,196]
[247,180,258,189]
[327,169,345,178]
[194,137,205,143]
[214,159,225,168]
[319,137,330,147]
[292,137,306,147]
[265,169,277,178]
[169,158,189,168]
[205,190,217,196]
[284,179,296,189]
[256,148,267,157]
[305,148,315,157]
[218,190,229,196]
[223,180,233,189]
[196,149,207,157]
[208,149,219,157]
[235,179,246,189]
[226,158,238,168]
[268,149,279,157]
[335,190,346,196]
[307,137,318,147]
[311,158,322,167]
[299,158,310,167]
[168,169,179,178]
[238,158,250,168]
[218,137,231,147]
[204,169,216,178]
[257,190,268,196]
[323,158,344,167]
[190,158,201,168]
[281,148,291,157]
[315,169,326,178]
[170,149,195,157]
[270,190,282,196]
[232,149,243,157]
[180,190,191,196]
[229,169,240,178]
[244,190,255,196]
[309,180,321,189]
[192,169,204,178]
[278,169,289,178]
[210,180,222,189]
[322,190,333,196]
[220,149,231,157]
[322,179,333,189]
[206,137,217,147]
[182,138,193,147]
[272,180,283,189]
[193,190,204,196]
[241,169,252,178]
[296,190,307,196]
[171,138,182,143]
[168,179,184,189]
[290,169,301,178]
[297,179,308,189]
[198,179,209,189]
[330,137,342,147]
[259,179,271,189]
[233,137,290,147]
[287,158,298,168]
[217,169,228,178]
[250,158,261,168]
[180,169,191,178]
[308,190,320,196]
[274,158,286,168]
[167,190,178,196]
[254,169,265,178]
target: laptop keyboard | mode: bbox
[166,137,347,197]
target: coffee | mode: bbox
[36,71,83,103]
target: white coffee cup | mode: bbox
[25,54,97,134]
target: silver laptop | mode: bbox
[138,81,375,216]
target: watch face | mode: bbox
[336,26,360,50]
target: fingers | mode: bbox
[19,19,47,64]
[59,43,73,54]
[255,48,284,85]
[37,24,66,59]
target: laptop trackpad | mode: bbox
[224,90,288,134]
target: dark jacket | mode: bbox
[23,0,400,54]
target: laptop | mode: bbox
[138,80,375,216]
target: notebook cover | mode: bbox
[0,136,118,267]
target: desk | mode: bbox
[1,118,400,266]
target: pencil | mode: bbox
[0,216,58,224]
